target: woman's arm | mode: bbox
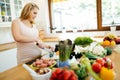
[36,38,54,51]
[11,19,37,43]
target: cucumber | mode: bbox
[84,52,99,60]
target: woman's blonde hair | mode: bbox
[20,2,39,20]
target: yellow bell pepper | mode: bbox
[100,67,115,80]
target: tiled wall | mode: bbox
[0,27,14,44]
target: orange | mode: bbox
[103,40,110,46]
[56,51,60,55]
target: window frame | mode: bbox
[48,0,120,33]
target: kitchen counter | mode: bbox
[0,37,59,52]
[0,51,120,80]
[0,64,32,80]
[107,51,120,80]
[0,42,16,52]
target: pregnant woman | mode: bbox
[11,2,53,64]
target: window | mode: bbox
[14,0,23,18]
[102,0,120,26]
[48,0,120,33]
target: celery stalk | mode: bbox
[81,57,102,80]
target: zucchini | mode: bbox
[84,52,99,60]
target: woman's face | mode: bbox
[29,8,39,22]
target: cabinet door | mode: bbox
[0,48,17,72]
[0,0,12,23]
[0,0,23,27]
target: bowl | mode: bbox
[30,68,52,80]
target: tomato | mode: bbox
[69,70,75,76]
[57,74,63,80]
[92,62,102,73]
[50,72,57,80]
[63,70,72,80]
[96,58,105,66]
[70,76,77,80]
[55,68,63,74]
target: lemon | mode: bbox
[1,11,5,16]
[99,42,103,45]
[110,41,116,46]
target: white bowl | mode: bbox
[30,68,52,80]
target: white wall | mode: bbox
[0,27,14,44]
[27,0,50,31]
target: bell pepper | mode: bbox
[100,67,115,80]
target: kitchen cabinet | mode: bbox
[0,48,17,72]
[0,0,24,27]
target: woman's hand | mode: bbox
[36,38,54,51]
[36,38,44,48]
[36,42,44,49]
[47,45,54,52]
[36,42,54,51]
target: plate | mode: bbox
[26,58,57,71]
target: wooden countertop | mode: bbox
[0,51,120,80]
[0,42,16,52]
[0,64,32,80]
[107,51,120,80]
[0,37,59,52]
[42,37,59,42]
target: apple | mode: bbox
[114,38,120,44]
[103,57,114,69]
[103,37,113,41]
